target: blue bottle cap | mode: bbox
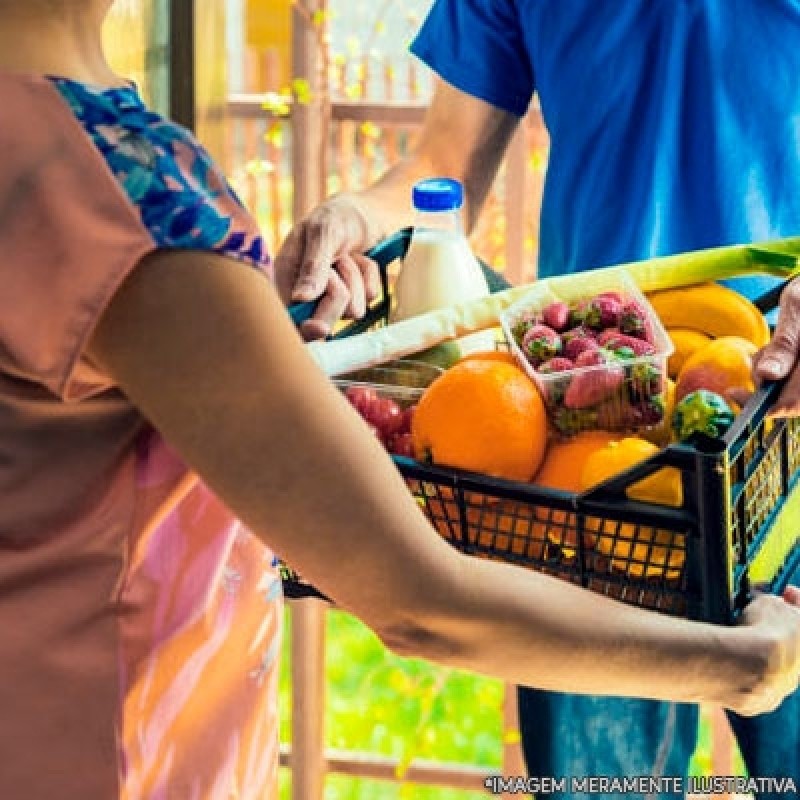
[412,178,464,212]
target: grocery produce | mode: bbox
[619,300,650,338]
[411,360,547,481]
[505,287,669,434]
[667,328,713,378]
[580,437,685,578]
[308,241,795,378]
[672,389,736,441]
[532,430,621,553]
[564,349,624,409]
[572,294,623,329]
[647,282,770,348]
[521,324,562,364]
[563,329,598,361]
[458,350,520,367]
[343,385,418,457]
[542,301,570,332]
[641,378,676,447]
[413,341,463,370]
[674,335,756,401]
[581,437,683,508]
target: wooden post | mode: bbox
[291,0,328,219]
[502,684,526,780]
[193,0,229,163]
[288,12,329,790]
[290,599,327,800]
[168,0,196,130]
[709,707,734,800]
[504,125,528,286]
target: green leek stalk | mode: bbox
[309,238,800,377]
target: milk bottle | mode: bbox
[391,178,494,359]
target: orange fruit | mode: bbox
[675,336,757,402]
[412,360,547,482]
[532,430,621,554]
[580,438,685,578]
[667,328,712,379]
[458,350,521,368]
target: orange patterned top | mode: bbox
[0,73,282,799]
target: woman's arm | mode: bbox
[274,79,520,339]
[88,249,800,716]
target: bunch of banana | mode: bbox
[647,282,770,379]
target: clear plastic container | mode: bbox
[391,178,494,356]
[334,360,443,457]
[334,360,442,405]
[500,272,674,435]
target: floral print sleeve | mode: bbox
[52,77,272,275]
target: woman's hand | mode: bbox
[273,195,382,341]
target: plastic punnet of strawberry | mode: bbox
[501,277,672,435]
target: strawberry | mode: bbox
[521,324,562,364]
[388,432,415,458]
[574,294,623,329]
[629,362,665,399]
[564,349,625,409]
[612,346,637,361]
[562,324,595,342]
[604,333,657,357]
[596,328,623,347]
[619,397,666,428]
[564,335,598,362]
[511,311,541,343]
[552,407,599,435]
[632,398,666,427]
[537,356,574,374]
[542,301,570,332]
[569,300,592,328]
[620,300,650,339]
[597,290,624,304]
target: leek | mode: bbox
[309,238,800,377]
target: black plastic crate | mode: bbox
[283,232,800,622]
[395,384,800,623]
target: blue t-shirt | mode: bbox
[411,0,800,306]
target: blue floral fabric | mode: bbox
[50,77,270,272]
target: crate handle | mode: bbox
[288,228,412,329]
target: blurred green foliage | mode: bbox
[277,608,746,800]
[279,608,501,799]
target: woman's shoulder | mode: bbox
[50,76,271,272]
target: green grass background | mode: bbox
[278,608,745,799]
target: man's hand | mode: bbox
[752,278,800,416]
[273,195,382,341]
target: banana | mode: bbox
[647,283,770,348]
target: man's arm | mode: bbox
[274,79,520,340]
[87,248,800,716]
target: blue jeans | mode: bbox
[518,692,800,799]
[518,580,800,799]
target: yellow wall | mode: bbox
[246,0,292,88]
